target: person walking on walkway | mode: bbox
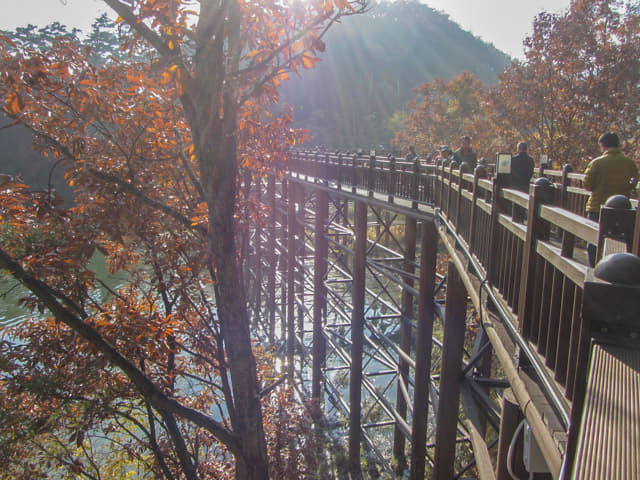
[510,141,535,192]
[453,135,477,168]
[405,145,417,164]
[583,132,638,266]
[509,142,535,222]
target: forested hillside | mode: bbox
[279,1,510,149]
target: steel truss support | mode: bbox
[247,176,507,478]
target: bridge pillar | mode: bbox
[267,174,277,341]
[286,181,299,377]
[410,220,438,479]
[312,189,329,403]
[496,389,527,480]
[280,179,288,343]
[433,261,467,479]
[349,200,368,478]
[393,215,417,472]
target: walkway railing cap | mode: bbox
[594,252,640,285]
[604,194,632,210]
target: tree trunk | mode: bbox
[203,129,269,480]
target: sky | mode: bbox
[1,0,572,58]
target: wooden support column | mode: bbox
[286,181,297,376]
[312,189,329,401]
[349,200,368,478]
[393,216,417,472]
[433,262,467,480]
[296,187,305,359]
[409,220,438,480]
[280,180,288,342]
[267,175,277,341]
[496,389,527,480]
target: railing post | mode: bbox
[337,153,343,191]
[486,175,506,285]
[633,192,640,256]
[409,220,438,479]
[517,178,553,338]
[368,152,376,197]
[446,163,455,218]
[352,153,358,194]
[468,164,487,257]
[392,216,417,472]
[312,188,329,403]
[324,152,330,185]
[595,195,635,263]
[388,154,397,203]
[455,163,470,230]
[538,160,547,179]
[559,163,573,209]
[436,160,444,208]
[349,200,367,478]
[412,156,420,209]
[433,261,467,479]
[314,152,321,183]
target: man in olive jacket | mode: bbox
[583,132,638,266]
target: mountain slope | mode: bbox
[279,1,510,149]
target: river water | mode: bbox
[0,254,127,327]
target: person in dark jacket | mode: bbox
[583,132,639,266]
[405,145,417,164]
[510,141,535,192]
[453,135,477,168]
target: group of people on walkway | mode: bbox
[406,132,639,267]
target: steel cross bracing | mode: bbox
[242,173,511,478]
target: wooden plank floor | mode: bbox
[571,343,640,479]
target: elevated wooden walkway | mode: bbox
[245,150,640,478]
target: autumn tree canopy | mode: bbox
[398,0,640,168]
[393,71,492,157]
[0,1,365,479]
